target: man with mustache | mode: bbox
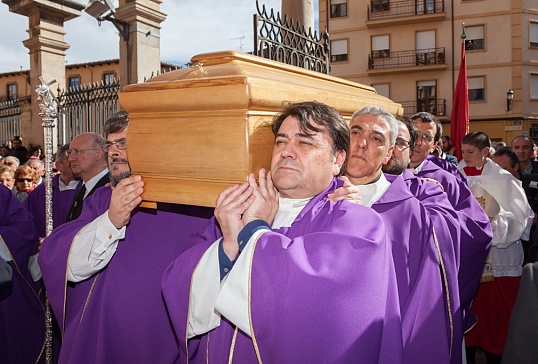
[39,111,213,363]
[162,101,403,363]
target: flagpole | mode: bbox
[451,23,469,161]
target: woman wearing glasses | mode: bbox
[14,165,37,202]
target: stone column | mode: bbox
[2,0,83,148]
[281,0,314,31]
[115,0,167,89]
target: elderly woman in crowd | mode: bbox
[0,165,15,192]
[14,165,37,202]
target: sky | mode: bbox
[0,0,319,74]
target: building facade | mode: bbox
[0,60,179,147]
[320,0,538,143]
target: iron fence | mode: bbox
[56,79,120,146]
[368,47,445,70]
[367,0,445,21]
[399,99,446,117]
[0,99,22,146]
[254,0,330,74]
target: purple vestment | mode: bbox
[401,170,464,363]
[427,154,467,183]
[38,186,213,364]
[162,178,404,364]
[374,174,457,363]
[0,185,44,364]
[23,174,82,238]
[415,159,493,331]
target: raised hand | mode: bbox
[327,176,363,204]
[215,182,254,260]
[108,175,144,229]
[242,169,279,225]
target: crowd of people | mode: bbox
[0,104,536,364]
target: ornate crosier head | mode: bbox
[35,77,58,121]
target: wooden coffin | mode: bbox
[120,51,402,207]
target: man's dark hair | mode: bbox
[442,135,451,142]
[410,112,443,142]
[397,115,418,152]
[493,147,520,168]
[104,111,129,137]
[462,131,491,150]
[272,101,350,154]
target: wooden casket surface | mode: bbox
[120,51,402,207]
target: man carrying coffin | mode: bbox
[162,101,403,363]
[39,111,213,363]
[339,106,459,363]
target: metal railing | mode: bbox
[399,99,446,117]
[0,99,22,146]
[367,0,445,21]
[254,0,330,74]
[56,79,120,146]
[368,47,445,70]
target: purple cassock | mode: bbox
[0,185,44,364]
[401,170,463,363]
[374,174,458,363]
[414,157,492,330]
[23,174,82,238]
[38,186,213,364]
[162,178,404,364]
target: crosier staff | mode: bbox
[35,76,58,364]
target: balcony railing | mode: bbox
[399,99,447,117]
[367,0,445,21]
[368,47,445,70]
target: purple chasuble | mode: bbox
[374,174,454,363]
[0,186,44,364]
[23,174,82,238]
[401,170,463,363]
[162,178,404,364]
[38,186,213,364]
[414,159,492,330]
[426,154,467,183]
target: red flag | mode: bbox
[450,41,469,161]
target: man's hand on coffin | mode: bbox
[242,169,279,225]
[108,175,144,229]
[215,181,254,260]
[327,176,363,204]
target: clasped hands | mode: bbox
[215,168,279,260]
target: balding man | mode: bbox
[66,133,108,221]
[511,135,538,174]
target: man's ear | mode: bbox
[333,150,346,176]
[429,140,439,154]
[481,147,490,157]
[382,145,395,165]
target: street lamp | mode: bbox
[85,0,129,42]
[507,89,514,111]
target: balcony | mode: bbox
[366,0,445,27]
[368,47,446,74]
[399,99,447,117]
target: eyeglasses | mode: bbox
[66,148,98,156]
[395,138,411,149]
[17,178,33,183]
[103,138,127,152]
[417,133,434,143]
